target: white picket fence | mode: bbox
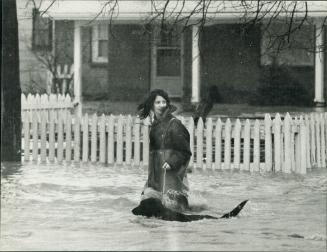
[21,111,327,174]
[21,93,74,121]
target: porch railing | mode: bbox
[46,64,74,95]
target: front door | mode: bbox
[151,26,183,98]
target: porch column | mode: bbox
[191,25,200,103]
[47,20,56,95]
[74,21,82,117]
[314,21,325,107]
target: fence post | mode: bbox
[40,111,47,163]
[205,118,213,170]
[304,115,310,169]
[234,118,241,170]
[133,117,141,166]
[91,113,98,163]
[284,113,292,173]
[196,118,204,170]
[253,119,260,172]
[107,115,115,165]
[82,114,89,162]
[23,112,30,162]
[58,94,64,121]
[315,113,321,168]
[64,94,72,120]
[305,115,311,169]
[274,113,282,172]
[57,115,64,163]
[65,113,72,162]
[299,116,307,174]
[117,115,124,165]
[243,119,250,171]
[25,94,32,122]
[310,113,316,167]
[49,94,56,121]
[27,93,34,112]
[125,115,132,165]
[40,94,48,122]
[35,94,41,117]
[32,111,39,162]
[49,111,55,162]
[224,118,231,170]
[73,116,81,162]
[264,114,272,172]
[294,119,300,174]
[99,114,106,164]
[215,118,222,171]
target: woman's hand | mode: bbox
[162,162,171,170]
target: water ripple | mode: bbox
[1,163,326,251]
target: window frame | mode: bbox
[154,25,183,78]
[92,24,109,64]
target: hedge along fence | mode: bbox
[21,110,327,174]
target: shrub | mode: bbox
[252,62,311,106]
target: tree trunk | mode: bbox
[1,0,22,161]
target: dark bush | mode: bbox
[251,62,311,106]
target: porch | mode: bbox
[39,1,327,118]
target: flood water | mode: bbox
[1,162,326,251]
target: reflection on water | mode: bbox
[1,162,326,251]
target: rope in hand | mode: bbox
[162,165,167,201]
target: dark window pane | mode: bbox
[157,49,181,76]
[156,25,181,47]
[32,8,52,51]
[98,40,108,57]
[159,30,180,47]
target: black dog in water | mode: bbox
[132,198,248,222]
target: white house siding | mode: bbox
[17,0,48,93]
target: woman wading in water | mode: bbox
[137,89,192,211]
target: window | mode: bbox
[157,49,181,76]
[32,8,52,51]
[155,26,182,77]
[92,24,109,63]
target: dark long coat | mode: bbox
[145,107,192,195]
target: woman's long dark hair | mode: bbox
[137,89,171,119]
